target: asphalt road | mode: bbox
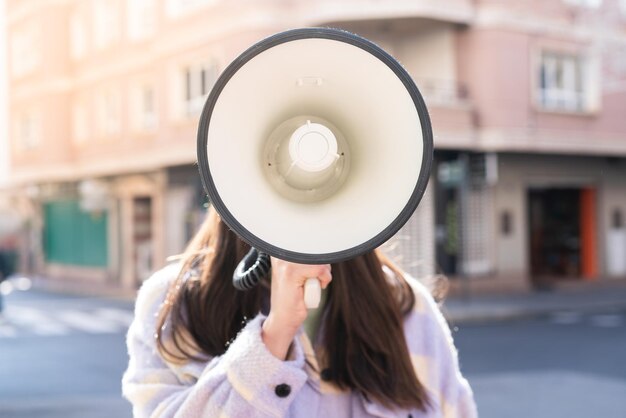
[0,284,134,418]
[0,282,625,418]
[453,310,626,418]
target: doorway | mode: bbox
[434,152,464,276]
[133,197,153,286]
[527,187,597,288]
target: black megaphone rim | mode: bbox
[197,27,433,264]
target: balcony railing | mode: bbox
[414,78,469,107]
[299,0,475,25]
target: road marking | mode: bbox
[549,311,582,325]
[94,308,134,326]
[589,314,623,328]
[0,306,134,337]
[7,306,71,335]
[549,311,624,328]
[56,310,121,334]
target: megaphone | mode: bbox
[197,28,433,307]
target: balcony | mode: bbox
[417,78,475,150]
[296,0,475,26]
[417,78,468,107]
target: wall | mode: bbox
[456,4,626,156]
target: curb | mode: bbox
[6,275,138,303]
[443,300,626,324]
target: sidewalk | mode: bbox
[10,273,626,324]
[4,274,138,303]
[442,279,626,324]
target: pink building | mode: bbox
[4,0,626,292]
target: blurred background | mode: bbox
[0,0,625,417]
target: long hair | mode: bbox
[156,208,429,411]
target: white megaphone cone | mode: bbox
[197,28,433,309]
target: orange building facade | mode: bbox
[4,0,626,292]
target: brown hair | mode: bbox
[156,209,429,411]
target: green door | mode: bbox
[43,200,108,267]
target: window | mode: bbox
[10,25,41,77]
[14,110,41,151]
[166,0,216,18]
[563,0,602,7]
[96,88,121,137]
[72,101,89,144]
[127,0,157,41]
[538,51,598,113]
[134,83,157,131]
[182,61,218,116]
[93,0,120,49]
[70,10,88,59]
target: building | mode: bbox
[5,0,626,293]
[1,0,21,246]
[436,0,626,292]
[0,0,9,188]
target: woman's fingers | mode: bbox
[263,258,331,358]
[271,258,332,287]
[315,265,332,289]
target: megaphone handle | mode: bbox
[304,277,321,309]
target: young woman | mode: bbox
[122,209,476,417]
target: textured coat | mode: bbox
[122,263,477,417]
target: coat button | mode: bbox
[320,368,332,381]
[275,383,291,398]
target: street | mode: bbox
[0,285,134,418]
[453,309,626,418]
[0,286,625,418]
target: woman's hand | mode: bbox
[262,258,332,360]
